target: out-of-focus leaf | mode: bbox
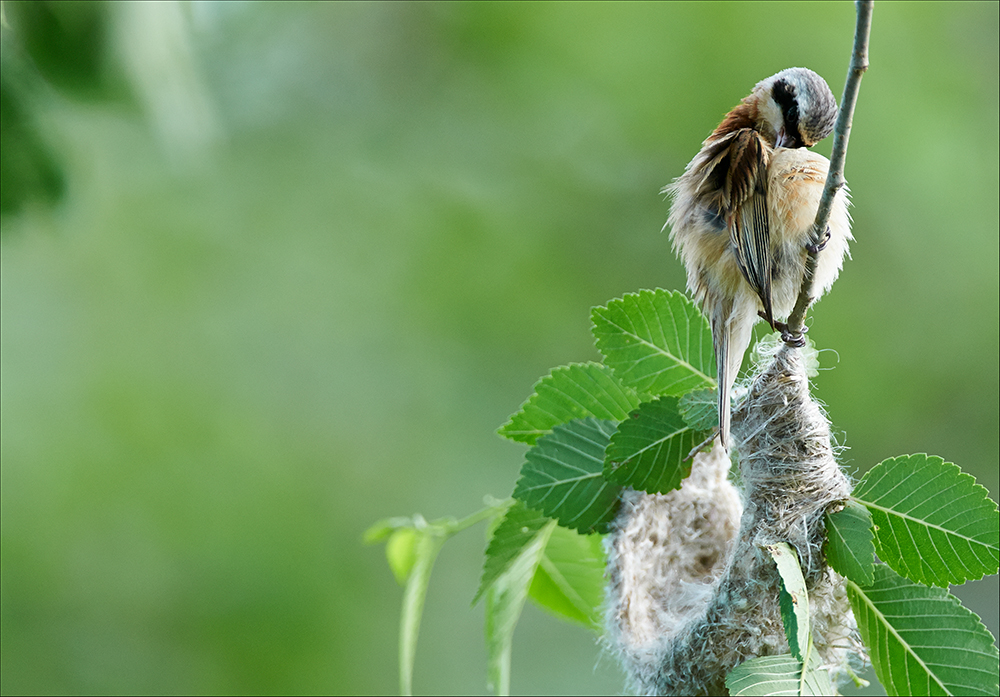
[363,516,420,543]
[484,519,554,696]
[386,528,419,585]
[527,525,606,628]
[368,502,514,694]
[474,502,551,604]
[399,530,445,696]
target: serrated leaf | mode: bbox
[484,518,555,696]
[604,397,696,494]
[399,530,445,696]
[726,653,834,696]
[591,288,715,396]
[513,418,622,534]
[497,362,641,445]
[768,543,811,664]
[825,500,876,586]
[483,498,515,543]
[528,525,606,628]
[848,564,1000,697]
[852,454,1000,587]
[679,387,719,432]
[474,502,552,604]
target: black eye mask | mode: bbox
[771,80,804,149]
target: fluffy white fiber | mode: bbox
[605,345,865,695]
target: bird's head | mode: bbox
[751,68,838,149]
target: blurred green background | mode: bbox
[1,2,997,694]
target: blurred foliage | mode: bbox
[0,1,128,216]
[1,2,997,695]
[0,60,65,216]
[3,1,112,96]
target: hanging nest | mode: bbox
[605,345,866,695]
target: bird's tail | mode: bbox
[712,297,757,450]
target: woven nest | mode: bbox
[605,346,865,696]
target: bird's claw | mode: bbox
[781,328,807,348]
[686,429,720,461]
[769,319,807,347]
[807,226,832,253]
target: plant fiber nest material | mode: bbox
[605,345,865,695]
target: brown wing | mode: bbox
[690,128,775,324]
[733,188,774,326]
[724,130,774,326]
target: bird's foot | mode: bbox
[807,226,832,253]
[686,428,720,461]
[771,320,807,347]
[782,330,807,348]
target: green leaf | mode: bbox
[399,530,445,696]
[604,397,696,494]
[474,502,552,605]
[484,519,555,696]
[367,502,512,695]
[727,655,802,696]
[825,500,875,586]
[528,525,606,628]
[800,654,835,696]
[591,288,715,396]
[726,653,834,696]
[386,528,419,585]
[477,503,606,629]
[852,454,1000,587]
[678,387,719,432]
[767,543,810,664]
[848,564,1000,697]
[497,362,641,445]
[513,418,622,534]
[363,516,418,543]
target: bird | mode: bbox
[665,67,852,449]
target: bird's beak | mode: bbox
[775,128,793,149]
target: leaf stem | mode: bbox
[444,498,514,535]
[396,498,513,695]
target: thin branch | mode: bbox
[785,0,873,341]
[608,5,876,692]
